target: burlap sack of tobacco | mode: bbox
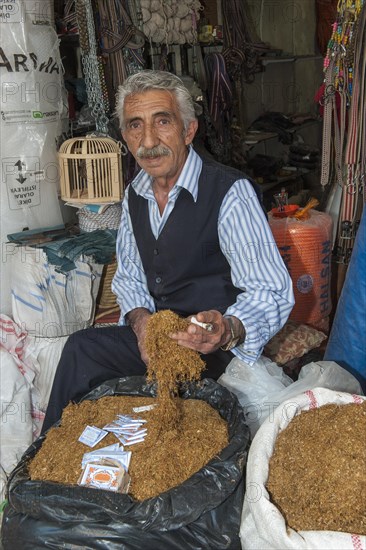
[1,376,250,550]
[240,387,366,550]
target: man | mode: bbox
[42,70,294,432]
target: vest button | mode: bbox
[161,296,167,302]
[153,248,159,255]
[155,276,162,284]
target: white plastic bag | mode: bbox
[240,388,366,550]
[218,357,362,437]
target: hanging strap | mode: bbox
[320,58,336,187]
[343,3,366,222]
[204,53,233,129]
[335,2,366,260]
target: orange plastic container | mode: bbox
[269,209,333,326]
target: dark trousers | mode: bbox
[42,325,234,433]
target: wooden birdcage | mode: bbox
[59,136,123,203]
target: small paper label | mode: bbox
[132,404,156,413]
[297,274,314,294]
[78,425,108,447]
[79,463,120,491]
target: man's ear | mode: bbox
[184,119,199,146]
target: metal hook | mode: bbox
[117,141,128,156]
[321,84,336,105]
[359,172,365,193]
[346,178,358,195]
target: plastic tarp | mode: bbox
[1,376,250,550]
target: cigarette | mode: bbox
[190,316,214,332]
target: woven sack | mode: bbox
[240,387,366,549]
[269,209,333,326]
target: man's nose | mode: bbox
[141,123,159,148]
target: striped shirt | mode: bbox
[112,147,294,365]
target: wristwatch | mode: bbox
[220,316,242,351]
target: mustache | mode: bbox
[136,145,171,159]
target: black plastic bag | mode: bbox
[1,376,250,550]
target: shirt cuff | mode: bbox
[224,307,280,367]
[118,297,156,326]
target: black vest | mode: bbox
[129,157,260,317]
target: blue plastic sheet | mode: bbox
[324,208,366,392]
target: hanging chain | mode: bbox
[76,0,109,135]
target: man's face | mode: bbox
[122,89,198,184]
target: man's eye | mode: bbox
[157,118,170,126]
[129,121,141,130]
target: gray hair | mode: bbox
[115,70,197,131]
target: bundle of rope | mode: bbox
[137,0,203,46]
[58,0,78,34]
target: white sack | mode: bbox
[0,0,67,314]
[11,247,102,337]
[240,388,366,550]
[218,358,363,437]
[0,348,33,502]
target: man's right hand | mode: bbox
[126,308,152,365]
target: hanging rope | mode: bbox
[222,0,269,83]
[98,2,145,53]
[219,0,271,166]
[203,53,233,163]
[343,2,366,224]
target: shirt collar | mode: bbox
[131,146,202,202]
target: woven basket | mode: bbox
[59,136,123,204]
[95,258,120,319]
